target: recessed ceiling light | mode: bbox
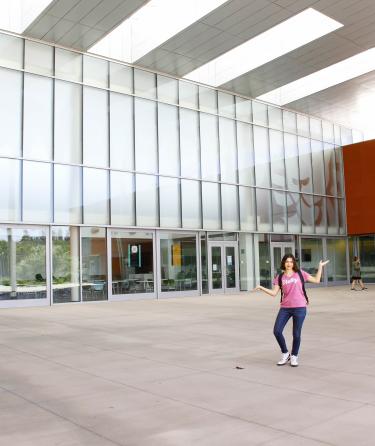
[89,0,228,63]
[257,48,375,105]
[0,0,53,33]
[184,8,343,86]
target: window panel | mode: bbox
[54,164,82,224]
[200,113,220,181]
[287,192,301,233]
[301,194,314,233]
[338,198,346,234]
[25,40,53,76]
[159,177,181,228]
[314,195,326,234]
[179,81,198,109]
[237,122,255,186]
[136,174,158,226]
[311,139,325,195]
[199,86,217,113]
[283,110,296,134]
[23,161,52,223]
[219,117,237,183]
[55,48,82,82]
[0,158,20,221]
[272,190,287,233]
[252,101,268,126]
[298,136,313,193]
[334,124,341,146]
[181,179,201,228]
[109,62,133,94]
[235,97,252,122]
[110,92,134,171]
[157,75,178,104]
[335,147,344,197]
[54,80,82,164]
[135,98,157,173]
[134,69,156,99]
[23,74,53,160]
[284,133,299,192]
[110,171,134,226]
[158,103,179,176]
[83,168,109,225]
[268,106,282,130]
[83,55,108,88]
[239,186,256,231]
[202,182,221,229]
[323,143,337,196]
[218,92,235,118]
[341,127,353,145]
[269,129,285,189]
[322,121,334,143]
[253,125,270,188]
[180,108,200,178]
[256,188,272,232]
[297,114,310,137]
[83,87,109,168]
[326,196,338,235]
[0,33,23,70]
[221,184,239,230]
[310,117,322,140]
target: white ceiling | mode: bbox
[19,0,375,137]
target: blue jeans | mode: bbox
[273,307,307,356]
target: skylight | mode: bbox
[184,8,343,86]
[89,0,228,63]
[257,48,375,105]
[0,0,53,34]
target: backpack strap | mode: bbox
[278,273,283,303]
[297,270,309,304]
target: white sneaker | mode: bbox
[290,355,299,367]
[277,352,290,366]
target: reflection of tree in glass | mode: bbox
[52,239,71,284]
[16,236,46,283]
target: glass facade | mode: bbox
[0,30,360,306]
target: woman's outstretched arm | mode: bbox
[254,284,280,297]
[307,260,330,284]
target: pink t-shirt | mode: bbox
[272,270,310,308]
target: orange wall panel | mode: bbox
[343,139,375,235]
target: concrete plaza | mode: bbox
[1,286,375,445]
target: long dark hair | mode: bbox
[280,254,299,272]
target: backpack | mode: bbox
[278,270,309,304]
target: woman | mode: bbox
[351,256,367,291]
[254,254,329,367]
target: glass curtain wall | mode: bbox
[326,238,348,282]
[300,238,323,276]
[358,236,375,283]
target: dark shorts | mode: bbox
[351,276,361,281]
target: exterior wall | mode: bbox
[343,140,375,235]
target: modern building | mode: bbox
[0,0,374,308]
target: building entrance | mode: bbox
[208,242,239,294]
[270,243,295,280]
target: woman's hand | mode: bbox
[253,286,262,292]
[319,260,330,267]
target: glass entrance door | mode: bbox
[208,242,239,294]
[271,243,295,280]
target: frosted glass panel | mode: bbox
[199,86,217,113]
[25,40,53,76]
[297,114,309,137]
[0,33,23,70]
[110,62,133,94]
[256,189,271,232]
[272,190,287,233]
[180,108,200,178]
[268,106,282,130]
[111,171,134,226]
[218,92,235,118]
[310,118,322,140]
[327,196,338,235]
[83,55,108,88]
[157,75,178,104]
[221,185,239,230]
[159,177,180,228]
[237,122,254,186]
[23,161,52,223]
[179,81,198,109]
[55,48,82,82]
[83,168,109,225]
[235,97,252,122]
[181,179,201,228]
[23,74,53,161]
[83,87,109,168]
[54,80,82,164]
[301,194,314,233]
[341,127,353,145]
[314,195,326,234]
[0,158,20,221]
[219,117,237,183]
[0,68,22,158]
[298,136,312,193]
[322,121,334,143]
[252,101,267,126]
[158,103,179,176]
[269,130,285,189]
[202,182,220,230]
[136,174,158,226]
[134,69,156,99]
[253,126,270,188]
[284,133,299,192]
[283,110,296,134]
[287,192,301,233]
[110,92,134,171]
[324,143,337,196]
[311,139,325,195]
[135,98,157,173]
[335,148,344,197]
[239,186,256,231]
[338,199,346,234]
[54,164,82,224]
[200,113,219,181]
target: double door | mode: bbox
[208,242,239,294]
[271,243,295,279]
